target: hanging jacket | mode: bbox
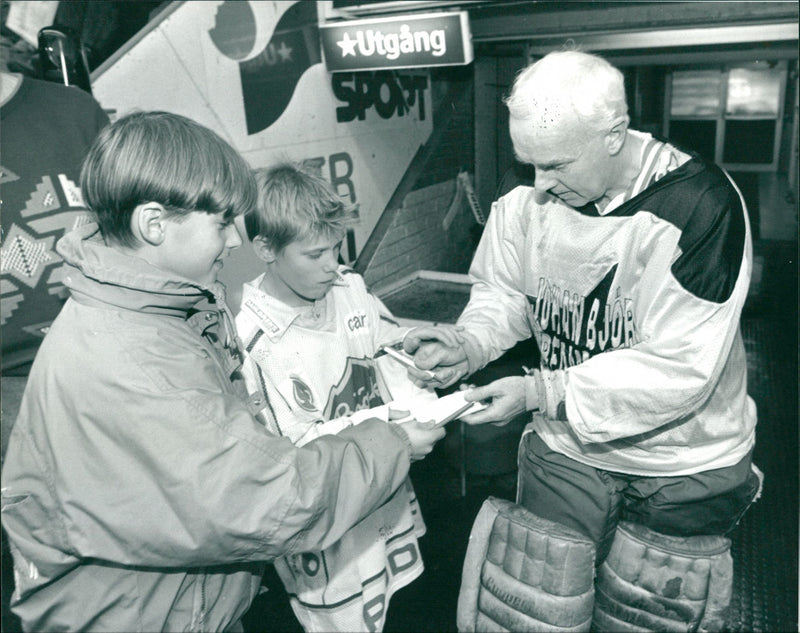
[0,223,412,632]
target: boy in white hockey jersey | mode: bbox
[236,162,437,632]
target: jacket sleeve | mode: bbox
[564,181,752,443]
[457,193,536,372]
[1,318,412,571]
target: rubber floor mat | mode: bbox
[726,315,798,632]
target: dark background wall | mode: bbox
[360,65,480,291]
[1,0,167,75]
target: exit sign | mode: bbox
[320,11,473,72]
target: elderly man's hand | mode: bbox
[460,377,527,426]
[403,325,469,389]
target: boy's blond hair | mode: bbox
[245,162,358,250]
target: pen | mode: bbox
[380,346,437,380]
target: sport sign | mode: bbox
[320,11,473,72]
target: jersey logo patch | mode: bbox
[291,376,317,412]
[323,357,383,420]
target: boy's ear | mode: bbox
[252,236,278,264]
[132,202,167,246]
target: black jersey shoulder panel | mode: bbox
[608,158,746,303]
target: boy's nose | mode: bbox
[322,253,338,272]
[226,224,243,249]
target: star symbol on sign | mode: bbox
[277,41,293,62]
[337,32,357,57]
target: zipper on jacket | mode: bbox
[200,572,207,631]
[190,571,207,631]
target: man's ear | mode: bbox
[605,116,629,156]
[252,236,278,264]
[131,202,167,246]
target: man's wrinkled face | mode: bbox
[509,113,613,208]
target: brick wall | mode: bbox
[363,69,480,292]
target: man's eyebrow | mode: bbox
[537,158,570,170]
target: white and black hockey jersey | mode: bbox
[236,268,431,632]
[458,131,757,477]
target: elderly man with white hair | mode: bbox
[405,51,762,632]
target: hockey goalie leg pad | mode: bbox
[591,521,733,633]
[456,497,595,632]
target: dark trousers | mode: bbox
[517,431,761,564]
